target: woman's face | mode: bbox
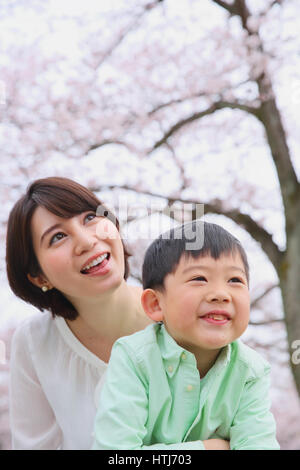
[29,206,126,300]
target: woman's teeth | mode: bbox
[82,253,108,273]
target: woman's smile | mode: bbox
[80,252,111,276]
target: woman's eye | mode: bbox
[49,232,65,245]
[84,212,96,223]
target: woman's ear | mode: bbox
[141,289,164,322]
[27,273,53,291]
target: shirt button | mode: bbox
[168,365,173,373]
[186,384,194,392]
[181,353,187,360]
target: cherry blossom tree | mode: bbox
[146,0,300,398]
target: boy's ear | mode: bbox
[141,289,164,322]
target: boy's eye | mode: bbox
[191,276,207,282]
[229,277,243,283]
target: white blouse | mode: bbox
[9,312,107,450]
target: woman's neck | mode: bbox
[66,280,151,348]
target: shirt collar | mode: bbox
[156,322,232,378]
[156,323,192,377]
[157,323,185,356]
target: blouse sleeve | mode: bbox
[9,322,63,450]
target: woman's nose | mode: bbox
[74,229,97,256]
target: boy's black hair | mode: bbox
[142,221,249,290]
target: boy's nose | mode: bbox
[205,290,231,303]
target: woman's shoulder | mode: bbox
[13,310,53,336]
[10,312,57,374]
[11,311,56,353]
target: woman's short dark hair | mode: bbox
[142,221,249,290]
[6,177,131,321]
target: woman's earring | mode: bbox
[41,286,49,292]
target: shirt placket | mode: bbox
[179,351,201,439]
[183,346,231,441]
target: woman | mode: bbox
[6,177,152,449]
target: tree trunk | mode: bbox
[279,218,300,394]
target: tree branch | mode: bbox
[87,140,135,153]
[212,0,237,16]
[266,0,284,11]
[149,99,260,152]
[148,79,253,116]
[211,0,300,215]
[250,283,280,309]
[90,184,283,271]
[148,92,206,115]
[212,0,250,29]
[93,0,164,70]
[205,200,283,271]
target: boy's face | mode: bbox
[156,251,250,356]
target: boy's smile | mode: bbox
[155,251,250,367]
[199,309,231,324]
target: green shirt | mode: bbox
[93,323,279,450]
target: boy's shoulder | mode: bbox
[232,339,271,379]
[115,322,160,354]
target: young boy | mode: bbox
[92,221,279,450]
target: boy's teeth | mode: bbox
[82,253,108,272]
[206,314,227,320]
